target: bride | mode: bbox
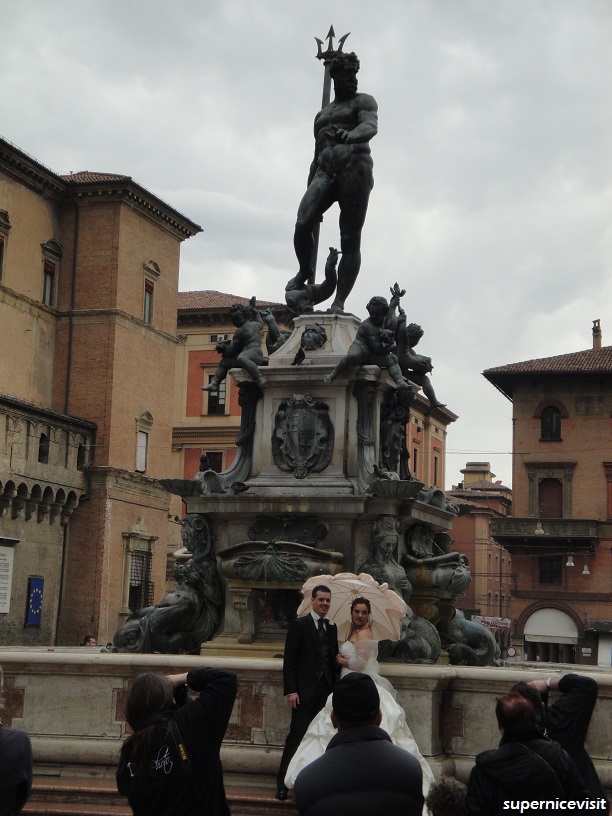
[285,597,434,796]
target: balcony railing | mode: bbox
[491,517,598,550]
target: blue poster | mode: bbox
[26,576,44,626]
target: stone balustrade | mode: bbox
[1,649,610,791]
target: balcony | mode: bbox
[491,517,598,552]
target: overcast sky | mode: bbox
[3,0,610,488]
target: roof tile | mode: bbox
[60,171,131,183]
[178,291,285,310]
[484,346,612,376]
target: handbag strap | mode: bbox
[168,719,192,775]
[516,741,564,792]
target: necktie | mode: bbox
[318,617,329,658]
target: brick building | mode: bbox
[447,462,513,652]
[0,137,200,646]
[484,322,612,666]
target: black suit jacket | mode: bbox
[282,614,339,703]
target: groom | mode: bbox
[276,585,339,800]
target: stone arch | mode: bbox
[61,490,79,524]
[26,484,42,521]
[517,600,584,638]
[533,399,569,419]
[12,482,29,519]
[50,488,66,524]
[3,480,16,499]
[65,490,78,510]
[38,485,55,523]
[1,480,16,513]
[520,603,582,663]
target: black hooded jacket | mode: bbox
[116,667,237,816]
[541,674,607,806]
[466,729,589,815]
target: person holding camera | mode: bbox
[117,667,237,816]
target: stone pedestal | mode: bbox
[181,314,456,655]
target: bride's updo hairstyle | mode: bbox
[348,596,372,639]
[350,597,371,615]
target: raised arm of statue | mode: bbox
[248,296,264,329]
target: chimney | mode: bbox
[592,319,602,350]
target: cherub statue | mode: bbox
[396,310,445,407]
[203,297,266,391]
[324,293,410,387]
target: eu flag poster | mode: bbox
[26,576,44,626]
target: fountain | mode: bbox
[114,31,498,668]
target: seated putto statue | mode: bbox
[396,308,444,407]
[324,294,410,387]
[203,298,267,391]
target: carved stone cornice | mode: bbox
[0,393,97,433]
[70,184,201,241]
[0,137,66,200]
[87,466,171,504]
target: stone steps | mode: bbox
[24,776,297,816]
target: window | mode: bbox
[526,461,575,517]
[539,556,562,585]
[541,406,561,440]
[413,447,419,477]
[206,375,226,415]
[0,210,10,282]
[40,239,62,307]
[434,455,439,486]
[211,334,229,343]
[38,432,50,464]
[143,279,154,323]
[204,451,223,472]
[539,478,563,518]
[42,261,55,306]
[135,410,153,473]
[128,549,154,612]
[142,259,160,324]
[77,443,88,470]
[136,431,148,472]
[604,463,612,520]
[121,524,158,617]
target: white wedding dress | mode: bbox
[284,640,434,796]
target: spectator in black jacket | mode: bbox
[0,666,32,816]
[116,667,237,816]
[466,692,589,815]
[513,674,608,811]
[294,673,423,816]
